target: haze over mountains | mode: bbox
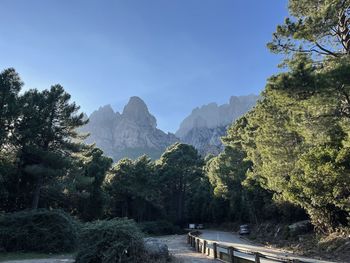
[176,95,259,155]
[80,96,178,160]
[81,95,258,160]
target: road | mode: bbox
[1,231,338,263]
[158,235,215,263]
[199,230,338,263]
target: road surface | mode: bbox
[199,230,338,263]
[158,235,215,262]
[1,231,339,263]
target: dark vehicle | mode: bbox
[239,224,250,235]
[196,224,204,229]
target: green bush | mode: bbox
[139,220,184,236]
[75,218,145,263]
[0,209,78,253]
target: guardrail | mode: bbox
[187,231,306,263]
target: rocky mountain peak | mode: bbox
[80,96,178,160]
[176,94,259,156]
[89,105,120,123]
[122,96,157,128]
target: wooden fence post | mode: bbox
[203,240,207,254]
[254,253,260,263]
[229,247,234,263]
[187,234,190,244]
[196,239,200,252]
[213,242,218,259]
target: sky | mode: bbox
[0,0,288,132]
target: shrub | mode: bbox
[0,209,78,253]
[139,220,184,236]
[75,218,145,263]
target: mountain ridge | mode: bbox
[175,94,259,156]
[80,96,178,160]
[80,94,258,160]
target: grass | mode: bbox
[0,252,74,262]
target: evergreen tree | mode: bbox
[73,147,113,221]
[13,85,87,209]
[156,143,204,224]
[104,155,161,221]
[0,68,22,147]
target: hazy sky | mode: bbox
[0,0,288,132]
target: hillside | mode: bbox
[80,96,178,160]
[176,95,258,156]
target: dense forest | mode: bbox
[0,67,303,227]
[1,0,350,262]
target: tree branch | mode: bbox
[315,42,340,57]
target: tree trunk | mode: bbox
[31,174,43,209]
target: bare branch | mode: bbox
[315,42,340,57]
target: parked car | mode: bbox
[196,224,204,229]
[238,224,250,235]
[189,223,196,229]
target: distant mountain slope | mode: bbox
[176,95,259,156]
[80,96,178,161]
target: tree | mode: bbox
[205,146,251,222]
[0,68,22,148]
[250,0,350,231]
[13,85,87,209]
[223,56,350,231]
[72,147,113,221]
[268,0,350,57]
[156,143,204,224]
[0,68,23,206]
[104,155,161,221]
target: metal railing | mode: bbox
[187,231,307,263]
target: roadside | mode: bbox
[157,235,215,263]
[199,229,339,263]
[0,253,74,263]
[0,235,214,263]
[1,259,74,263]
[245,223,350,263]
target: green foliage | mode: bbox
[104,144,209,225]
[113,147,164,161]
[0,68,22,148]
[0,209,78,253]
[0,69,90,212]
[222,54,350,232]
[71,147,113,221]
[268,0,350,57]
[205,146,249,222]
[75,218,144,263]
[156,143,205,224]
[104,155,162,221]
[139,220,184,235]
[15,85,87,209]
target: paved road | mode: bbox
[1,231,338,263]
[200,230,337,263]
[158,235,215,263]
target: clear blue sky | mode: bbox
[0,0,288,132]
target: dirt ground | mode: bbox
[2,235,213,263]
[2,259,74,263]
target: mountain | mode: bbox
[175,95,259,156]
[81,95,258,160]
[80,96,178,161]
